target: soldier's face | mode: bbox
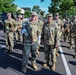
[7,15,11,19]
[18,17,21,20]
[47,16,53,22]
[31,15,36,21]
[35,16,38,20]
[55,15,59,19]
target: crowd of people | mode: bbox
[3,12,76,74]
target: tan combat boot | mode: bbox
[73,55,76,59]
[56,48,59,56]
[43,60,49,67]
[21,65,27,74]
[56,52,59,56]
[9,47,13,53]
[36,49,40,54]
[69,46,72,49]
[31,62,38,70]
[51,62,56,71]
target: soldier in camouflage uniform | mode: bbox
[35,16,44,54]
[15,15,23,43]
[43,14,58,71]
[4,13,16,52]
[22,12,38,73]
[54,13,63,56]
[70,16,76,58]
[64,18,70,42]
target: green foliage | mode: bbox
[48,0,76,18]
[24,10,31,18]
[32,5,41,15]
[16,9,21,14]
[0,0,17,13]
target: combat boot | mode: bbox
[69,46,72,49]
[56,52,59,56]
[21,65,27,74]
[31,62,38,70]
[51,62,56,71]
[9,47,13,53]
[36,49,40,54]
[43,60,49,67]
[73,55,76,59]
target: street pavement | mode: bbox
[0,25,76,75]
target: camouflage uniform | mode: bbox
[69,16,76,55]
[43,14,58,71]
[4,13,16,52]
[15,15,23,43]
[63,19,70,42]
[22,12,38,73]
[36,19,44,54]
[54,13,63,56]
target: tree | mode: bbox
[32,5,41,15]
[16,9,21,15]
[24,10,31,18]
[48,0,76,18]
[0,0,17,13]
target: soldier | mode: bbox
[63,18,70,42]
[22,12,38,73]
[4,13,16,52]
[54,13,63,56]
[35,16,44,54]
[70,15,76,58]
[43,14,58,71]
[15,15,23,43]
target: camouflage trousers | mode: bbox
[58,31,62,42]
[6,32,14,50]
[69,37,74,47]
[44,45,57,62]
[15,30,22,42]
[74,36,76,53]
[22,42,37,66]
[64,31,69,41]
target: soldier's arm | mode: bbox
[54,23,59,47]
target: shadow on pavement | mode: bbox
[69,61,76,66]
[0,48,22,72]
[0,39,5,45]
[60,45,69,49]
[26,67,62,75]
[60,52,74,57]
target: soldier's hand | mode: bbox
[55,44,58,48]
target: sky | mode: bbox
[14,0,51,14]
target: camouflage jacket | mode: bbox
[64,22,70,32]
[70,21,76,37]
[54,19,63,32]
[24,20,38,44]
[43,21,58,46]
[4,18,16,33]
[16,20,22,31]
[36,19,44,35]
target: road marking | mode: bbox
[58,43,72,75]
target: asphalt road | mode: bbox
[0,25,76,75]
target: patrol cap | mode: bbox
[47,13,53,17]
[7,13,11,16]
[31,12,38,16]
[55,13,59,16]
[18,14,22,18]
